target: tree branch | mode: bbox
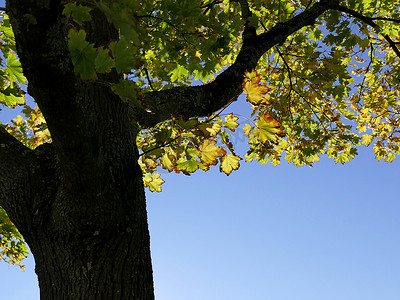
[138,0,339,128]
[335,5,400,58]
[0,125,33,208]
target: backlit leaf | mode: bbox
[254,114,285,144]
[200,139,227,165]
[220,154,241,175]
[143,173,165,192]
[243,71,272,105]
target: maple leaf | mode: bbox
[243,71,272,105]
[200,139,227,165]
[198,122,222,137]
[254,113,285,144]
[220,154,241,175]
[176,158,207,173]
[143,173,165,192]
[223,113,239,131]
[67,29,97,80]
[160,153,174,171]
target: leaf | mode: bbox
[242,124,253,136]
[176,159,206,173]
[95,48,115,73]
[5,53,26,84]
[0,86,26,107]
[200,139,227,165]
[96,1,140,44]
[63,3,92,26]
[111,79,141,106]
[223,113,239,131]
[220,154,241,175]
[254,113,285,144]
[170,65,189,82]
[243,71,271,105]
[160,153,174,171]
[198,122,222,137]
[68,29,97,80]
[143,173,165,192]
[109,37,136,73]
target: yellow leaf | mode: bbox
[223,113,239,131]
[160,154,174,171]
[200,139,226,165]
[13,115,24,125]
[143,173,165,192]
[243,72,272,105]
[220,154,241,175]
[254,113,285,144]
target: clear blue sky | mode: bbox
[1,2,400,300]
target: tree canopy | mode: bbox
[0,0,399,284]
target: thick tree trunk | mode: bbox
[27,156,155,300]
[1,140,155,300]
[1,2,155,298]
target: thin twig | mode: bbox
[144,67,156,91]
[336,5,400,58]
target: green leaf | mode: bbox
[109,37,136,73]
[5,53,26,84]
[63,3,92,26]
[68,29,97,80]
[96,1,140,44]
[176,159,207,173]
[0,86,26,107]
[111,79,140,105]
[170,65,189,82]
[95,48,115,73]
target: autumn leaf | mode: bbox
[143,173,165,192]
[243,71,272,105]
[223,113,239,131]
[220,154,241,175]
[176,158,207,173]
[254,113,285,144]
[160,153,174,171]
[198,122,222,137]
[200,139,227,165]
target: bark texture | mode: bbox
[0,0,339,299]
[2,1,155,299]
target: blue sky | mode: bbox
[1,1,400,299]
[1,94,399,300]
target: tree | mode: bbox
[1,0,400,299]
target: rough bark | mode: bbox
[3,0,155,299]
[0,0,340,299]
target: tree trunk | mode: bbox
[1,105,155,300]
[1,2,155,298]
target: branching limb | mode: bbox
[138,0,339,128]
[335,5,400,58]
[0,126,33,208]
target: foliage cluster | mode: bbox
[1,0,400,268]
